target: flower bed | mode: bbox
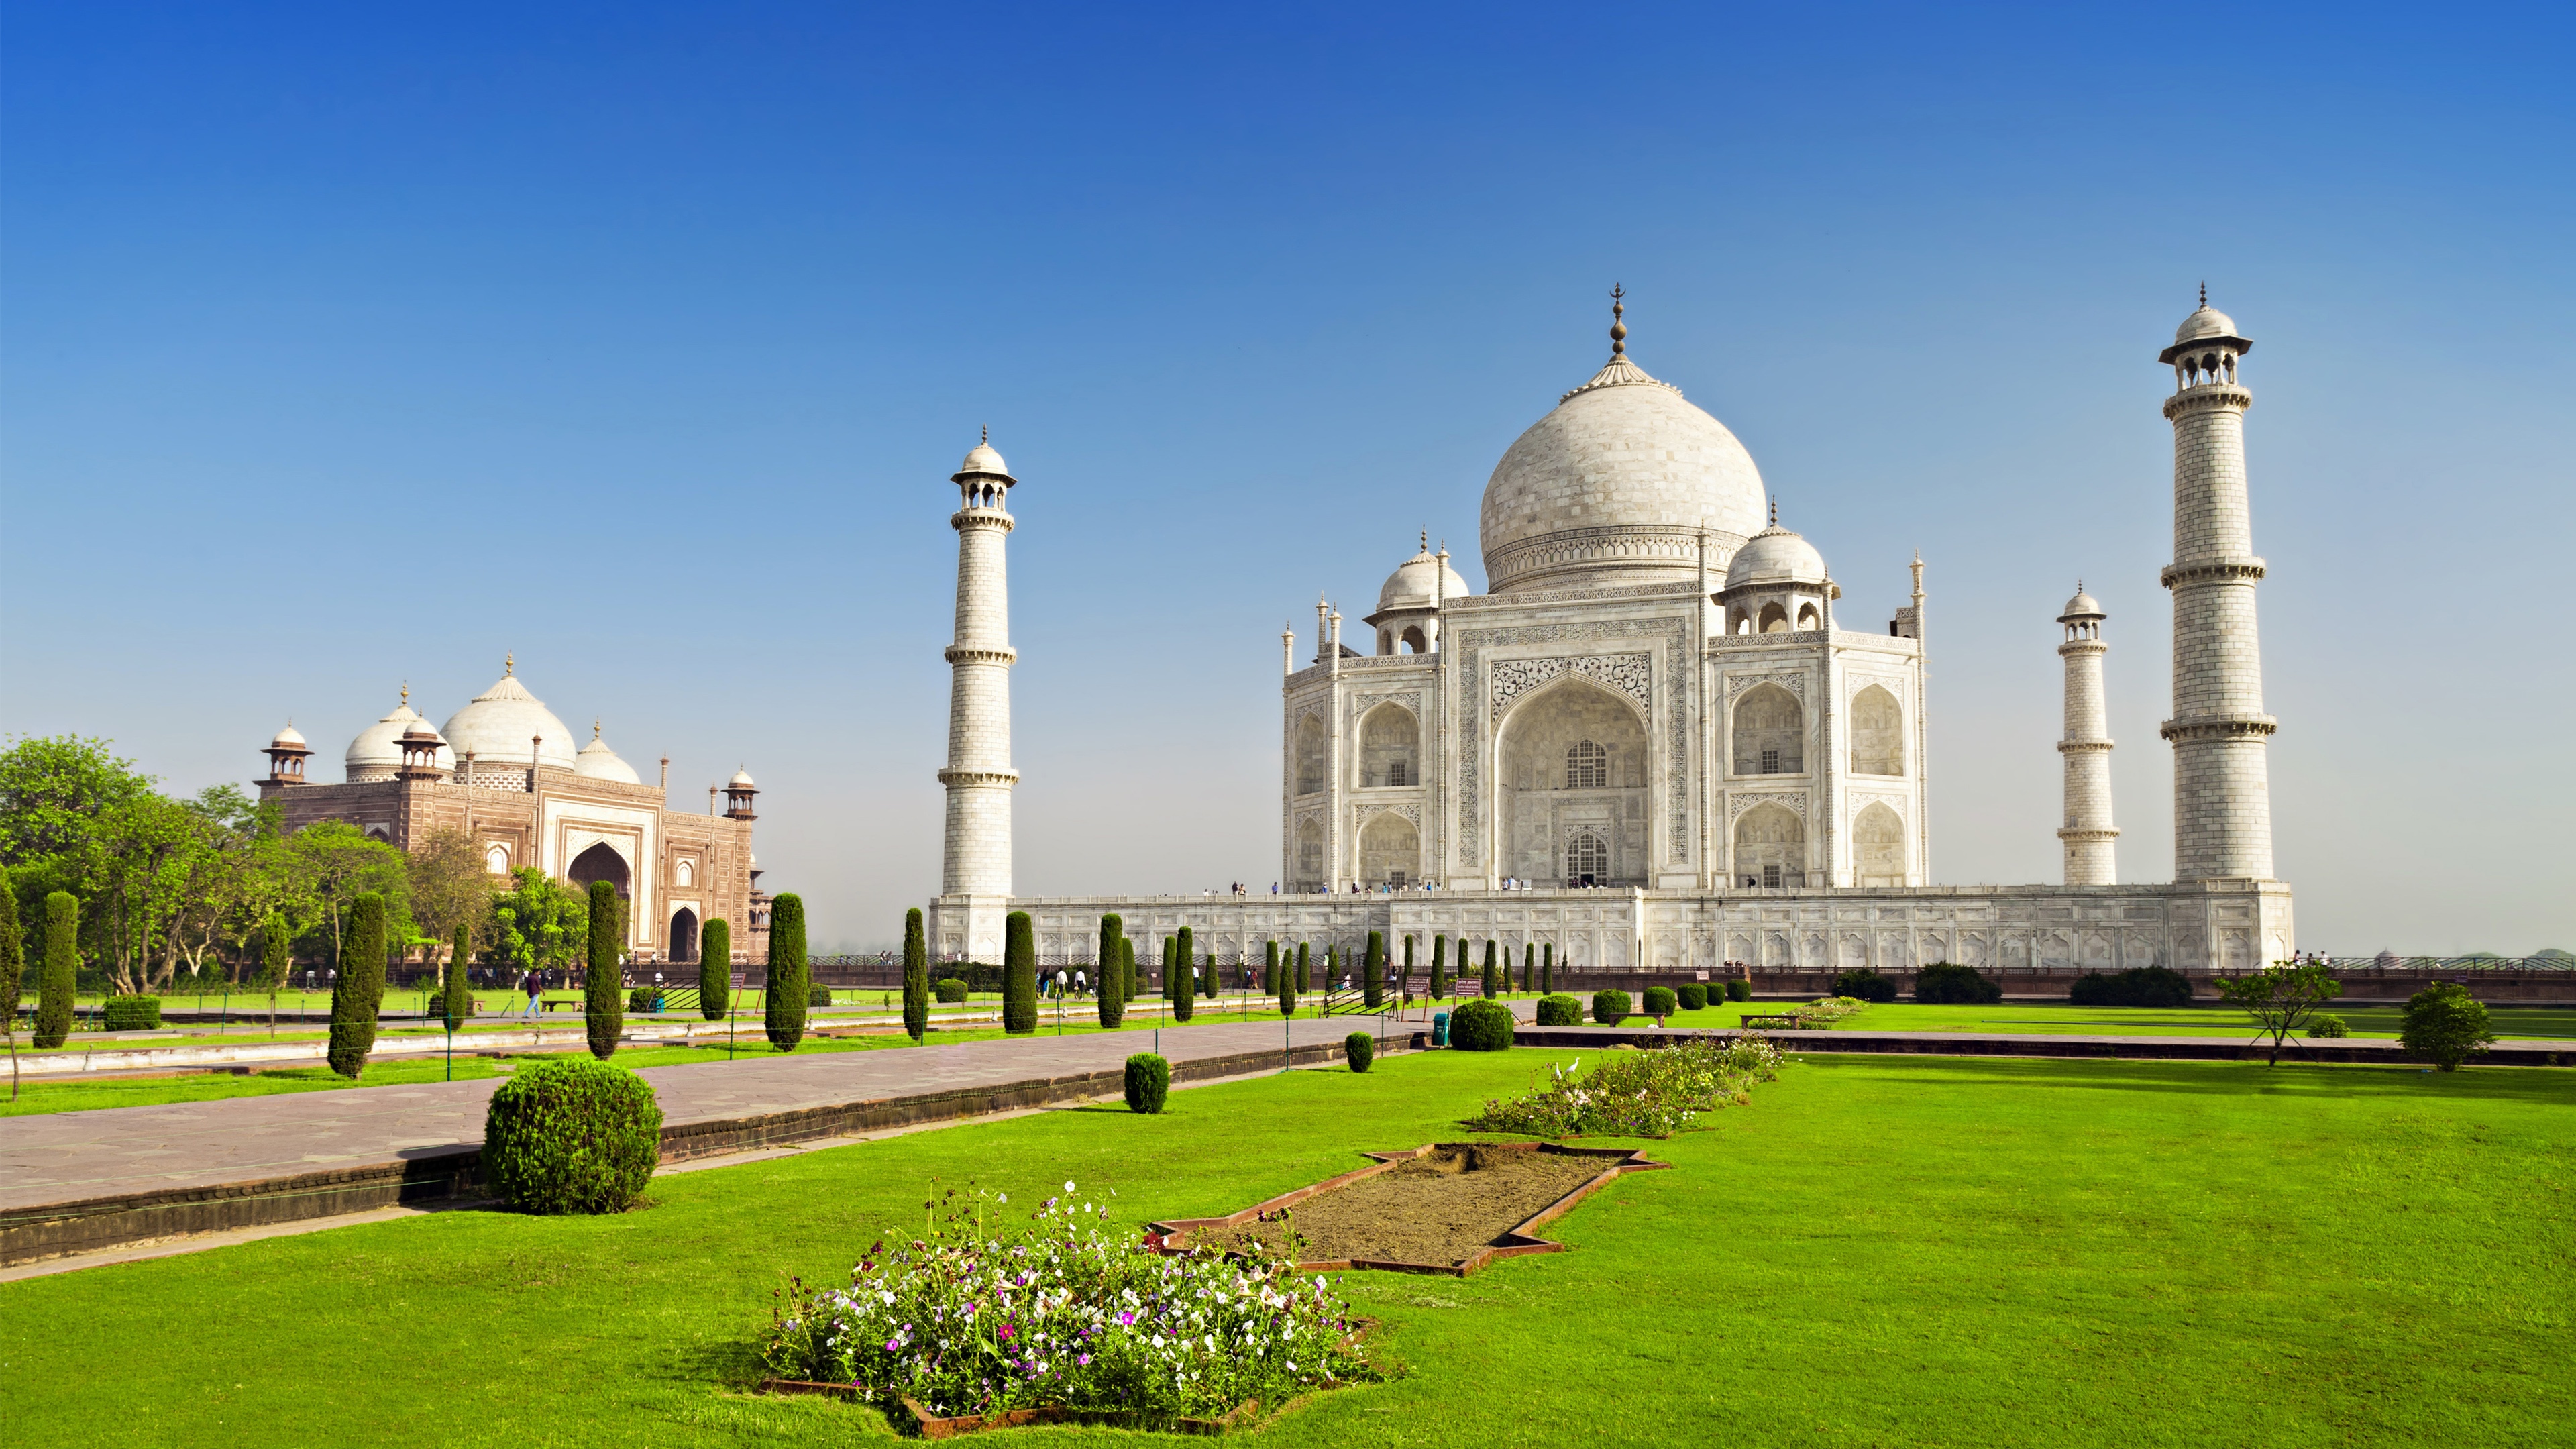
[763,1183,1375,1426]
[1788,994,1872,1027]
[1462,1036,1783,1138]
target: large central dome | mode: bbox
[1479,342,1766,594]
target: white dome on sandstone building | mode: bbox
[441,661,579,769]
[1479,298,1766,594]
[344,690,452,782]
[574,723,641,784]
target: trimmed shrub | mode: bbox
[2400,981,2496,1071]
[2068,966,2194,1008]
[1521,943,1535,994]
[1482,940,1499,999]
[904,908,931,1040]
[1913,961,2000,1005]
[626,987,659,1014]
[1450,998,1514,1051]
[1003,912,1038,1033]
[1120,937,1138,1002]
[1170,924,1195,1024]
[699,918,732,1020]
[935,977,969,1004]
[808,981,834,1009]
[103,996,162,1030]
[443,926,474,1030]
[1364,932,1384,1009]
[584,880,624,1060]
[1540,943,1553,996]
[1642,986,1677,1018]
[1344,1030,1375,1072]
[1536,993,1583,1026]
[1262,939,1278,996]
[1833,967,1898,1003]
[1093,914,1124,1030]
[1592,989,1632,1026]
[329,892,387,1078]
[34,891,77,1049]
[1279,943,1297,1017]
[2304,1012,2349,1039]
[1430,936,1448,999]
[763,893,810,1051]
[0,887,19,1051]
[1677,983,1709,1012]
[1295,941,1310,995]
[481,1056,663,1214]
[1124,1053,1171,1114]
[1724,978,1752,1002]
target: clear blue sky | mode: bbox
[5,3,2569,952]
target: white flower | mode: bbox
[1064,1180,1076,1193]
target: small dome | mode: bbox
[1723,525,1827,592]
[270,723,308,749]
[957,441,1012,478]
[441,668,578,769]
[574,732,641,784]
[345,698,453,782]
[2059,588,2105,621]
[2174,304,2239,345]
[1376,541,1472,612]
[729,768,757,788]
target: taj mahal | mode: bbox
[928,293,2294,980]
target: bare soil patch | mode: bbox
[1200,1144,1617,1269]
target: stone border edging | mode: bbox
[0,1034,1416,1267]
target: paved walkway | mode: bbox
[0,1008,1451,1214]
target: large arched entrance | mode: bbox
[669,907,700,963]
[1495,675,1649,885]
[568,841,631,904]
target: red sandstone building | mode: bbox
[256,661,768,965]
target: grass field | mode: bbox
[2,1047,2567,1446]
[1638,1000,2576,1040]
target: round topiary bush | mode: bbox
[1677,983,1708,1012]
[1450,998,1515,1051]
[935,978,969,1004]
[1833,968,1899,1003]
[482,1057,663,1215]
[1124,1053,1171,1113]
[1724,979,1752,1002]
[1591,989,1631,1026]
[2068,965,2194,1008]
[2304,1012,2349,1038]
[1642,986,1677,1017]
[808,981,834,1009]
[1536,993,1583,1026]
[1344,1031,1375,1073]
[1913,962,2002,1005]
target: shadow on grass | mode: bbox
[1793,1053,2576,1103]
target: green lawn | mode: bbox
[1633,1000,2576,1040]
[3,1049,2567,1446]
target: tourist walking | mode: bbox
[520,972,542,1020]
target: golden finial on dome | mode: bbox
[593,718,602,741]
[400,682,409,708]
[1609,283,1627,357]
[504,651,514,676]
[1769,495,1778,528]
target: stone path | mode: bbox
[0,1007,1454,1214]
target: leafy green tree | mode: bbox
[0,735,154,866]
[1003,911,1038,1034]
[405,826,494,967]
[764,893,808,1051]
[254,911,292,1032]
[698,918,731,1020]
[1363,930,1384,1009]
[33,891,78,1049]
[2214,961,2341,1065]
[441,924,473,1030]
[2400,981,2496,1071]
[585,880,623,1059]
[1095,914,1125,1029]
[290,821,411,971]
[488,867,588,985]
[327,892,387,1078]
[904,908,931,1042]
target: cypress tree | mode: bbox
[260,911,290,1032]
[1002,910,1037,1033]
[764,892,808,1051]
[585,880,623,1059]
[1096,914,1125,1028]
[1483,940,1500,998]
[1296,941,1310,994]
[1404,934,1415,974]
[903,908,930,1042]
[1364,930,1384,1009]
[1173,930,1197,1022]
[1177,926,1194,998]
[1279,942,1297,1018]
[1120,936,1137,1003]
[1430,934,1448,1000]
[1523,941,1535,992]
[0,888,19,1096]
[442,924,472,1030]
[34,892,77,1050]
[1542,942,1554,995]
[1263,939,1279,996]
[1161,936,1176,999]
[700,919,732,1020]
[329,892,386,1077]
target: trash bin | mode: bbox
[1432,1011,1450,1047]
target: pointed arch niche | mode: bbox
[1293,714,1327,796]
[1357,811,1420,887]
[1359,702,1418,788]
[1854,802,1906,885]
[1732,802,1805,889]
[1731,684,1804,775]
[1495,674,1648,885]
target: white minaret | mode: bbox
[932,431,1018,961]
[2158,290,2275,880]
[2056,585,2117,884]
